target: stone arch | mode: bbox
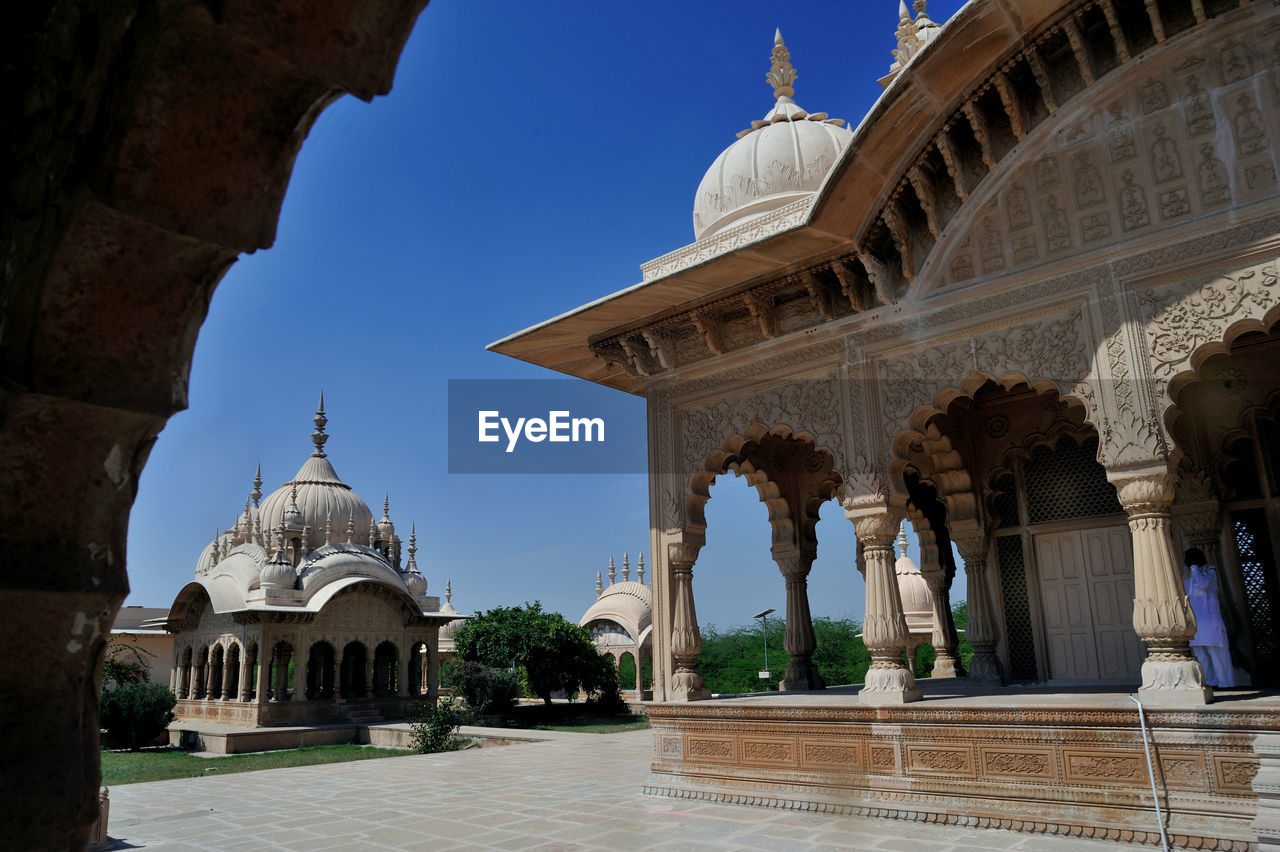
[889,372,1100,522]
[3,3,429,845]
[686,423,842,552]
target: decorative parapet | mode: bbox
[641,197,814,283]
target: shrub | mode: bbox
[445,660,521,718]
[100,682,176,750]
[407,700,462,754]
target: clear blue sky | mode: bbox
[125,0,968,630]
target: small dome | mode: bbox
[260,532,297,590]
[894,528,934,634]
[403,566,427,597]
[692,30,852,240]
[581,580,652,643]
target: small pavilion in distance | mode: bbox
[581,553,654,700]
[492,3,1280,847]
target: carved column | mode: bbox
[775,548,825,691]
[174,656,186,700]
[1112,468,1211,705]
[668,542,710,701]
[854,511,922,705]
[238,647,252,702]
[254,646,269,703]
[399,644,413,697]
[202,652,214,700]
[426,634,440,703]
[918,530,960,678]
[293,643,307,701]
[272,645,291,701]
[217,649,229,700]
[953,533,1003,686]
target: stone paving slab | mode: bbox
[108,729,1155,851]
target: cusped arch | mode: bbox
[686,422,843,551]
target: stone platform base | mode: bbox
[168,722,361,754]
[645,685,1280,850]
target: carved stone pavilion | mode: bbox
[158,399,460,730]
[491,4,1280,848]
[581,553,654,700]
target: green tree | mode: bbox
[452,602,618,705]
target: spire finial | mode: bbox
[445,579,453,604]
[382,494,391,520]
[897,522,909,557]
[311,393,329,458]
[596,570,604,598]
[899,0,911,21]
[768,28,797,100]
[210,531,221,567]
[638,553,646,585]
[622,551,630,582]
[324,511,332,546]
[608,555,616,585]
[347,512,355,544]
[368,520,377,548]
[251,463,263,506]
[409,523,418,560]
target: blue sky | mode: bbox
[125,0,968,629]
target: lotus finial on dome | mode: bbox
[767,28,797,100]
[251,462,263,506]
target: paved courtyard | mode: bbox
[105,728,1159,851]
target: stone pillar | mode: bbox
[203,652,215,700]
[272,645,290,701]
[220,647,232,701]
[399,645,412,697]
[293,645,306,701]
[1112,468,1211,705]
[174,656,186,700]
[668,542,710,701]
[238,648,251,702]
[917,531,960,678]
[253,647,268,703]
[217,649,229,700]
[854,511,922,705]
[426,635,439,704]
[953,533,1003,686]
[775,549,825,691]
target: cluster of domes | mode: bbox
[692,30,853,240]
[195,398,440,607]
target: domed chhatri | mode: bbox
[581,552,652,699]
[161,399,466,729]
[692,29,853,240]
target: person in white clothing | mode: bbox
[1183,547,1235,688]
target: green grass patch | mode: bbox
[525,714,650,734]
[101,743,412,786]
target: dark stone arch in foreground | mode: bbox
[1,2,429,847]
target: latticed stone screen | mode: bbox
[1233,511,1278,685]
[1024,436,1122,524]
[997,534,1037,682]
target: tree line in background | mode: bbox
[698,602,972,695]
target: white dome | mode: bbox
[692,31,852,240]
[259,455,375,545]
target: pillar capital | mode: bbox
[851,510,904,547]
[1108,467,1175,516]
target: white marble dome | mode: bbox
[692,30,852,240]
[894,528,934,634]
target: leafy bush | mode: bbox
[100,682,176,750]
[407,700,462,753]
[445,660,521,718]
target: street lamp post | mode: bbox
[753,608,776,688]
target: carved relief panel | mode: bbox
[936,13,1279,293]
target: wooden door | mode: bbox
[1034,526,1141,682]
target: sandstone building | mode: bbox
[493,2,1280,846]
